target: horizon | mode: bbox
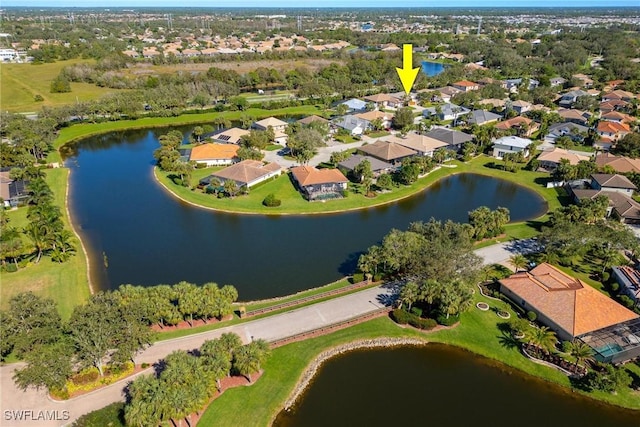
[2,1,640,9]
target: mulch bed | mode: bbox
[150,315,233,333]
[51,365,149,401]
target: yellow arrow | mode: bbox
[395,44,420,95]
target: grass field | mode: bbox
[0,168,90,319]
[0,60,123,112]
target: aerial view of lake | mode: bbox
[65,127,546,300]
[273,345,640,427]
[421,60,447,77]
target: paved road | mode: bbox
[0,285,395,427]
[0,239,528,427]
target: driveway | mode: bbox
[0,285,394,427]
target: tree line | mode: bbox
[0,281,238,394]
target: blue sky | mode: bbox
[3,1,639,7]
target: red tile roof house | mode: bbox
[451,80,479,92]
[500,263,640,363]
[290,165,348,201]
[597,121,631,141]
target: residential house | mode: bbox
[339,98,367,113]
[452,80,479,92]
[591,173,636,196]
[354,110,394,130]
[597,121,631,141]
[550,76,567,87]
[363,93,402,109]
[499,263,639,363]
[188,143,239,167]
[337,154,395,178]
[423,103,470,122]
[495,116,539,137]
[253,117,289,144]
[544,122,589,145]
[297,115,330,126]
[557,108,591,126]
[333,115,369,136]
[612,266,640,304]
[0,171,28,208]
[211,127,250,145]
[425,128,474,152]
[505,78,539,93]
[492,136,532,159]
[467,109,502,126]
[572,73,594,88]
[426,86,462,103]
[536,148,591,171]
[511,100,532,115]
[571,186,640,224]
[594,153,640,174]
[386,132,449,157]
[476,99,508,109]
[602,90,635,103]
[600,111,635,125]
[358,140,417,165]
[558,90,590,108]
[290,165,348,201]
[599,100,628,114]
[202,160,282,188]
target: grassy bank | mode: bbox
[156,155,562,220]
[198,292,640,426]
[0,168,90,319]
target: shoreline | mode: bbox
[154,164,550,219]
[279,337,426,414]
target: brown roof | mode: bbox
[358,140,417,161]
[211,160,281,186]
[495,116,534,130]
[354,110,394,122]
[453,80,477,87]
[558,109,589,122]
[364,93,398,103]
[500,263,638,337]
[537,148,591,166]
[254,117,288,128]
[211,127,250,144]
[385,133,448,154]
[592,173,637,190]
[290,166,348,186]
[297,115,329,125]
[595,153,640,173]
[190,143,239,161]
[573,188,640,220]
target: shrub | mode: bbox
[436,314,459,326]
[5,263,17,273]
[610,282,620,293]
[141,363,150,369]
[351,273,364,283]
[527,311,537,321]
[409,317,437,330]
[601,272,610,283]
[391,309,411,325]
[262,193,281,207]
[172,177,183,186]
[195,163,207,169]
[34,94,44,102]
[410,307,423,317]
[620,295,635,309]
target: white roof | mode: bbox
[494,136,531,149]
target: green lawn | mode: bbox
[0,168,90,319]
[157,155,562,219]
[334,134,359,143]
[0,60,124,112]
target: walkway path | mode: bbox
[0,239,528,426]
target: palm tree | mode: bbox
[398,281,420,311]
[509,254,528,272]
[223,180,239,198]
[527,326,558,353]
[565,340,594,369]
[233,340,270,383]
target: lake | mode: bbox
[273,345,639,427]
[422,60,446,77]
[65,127,546,300]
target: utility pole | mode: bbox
[477,17,482,35]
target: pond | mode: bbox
[65,127,546,300]
[421,60,447,77]
[273,345,639,427]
